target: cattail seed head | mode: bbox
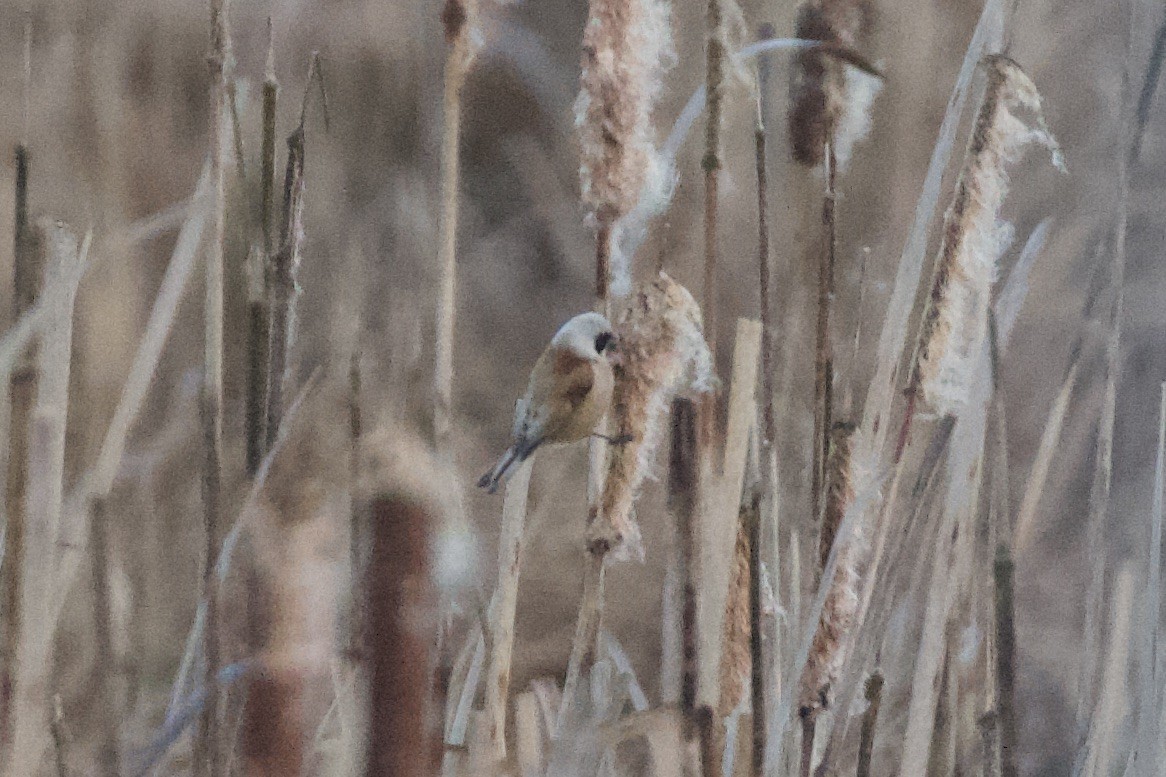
[915,56,1064,417]
[576,0,674,294]
[588,273,714,561]
[788,0,879,168]
[799,421,862,719]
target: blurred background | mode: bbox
[0,0,1158,774]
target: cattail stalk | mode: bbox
[669,398,700,737]
[810,140,837,561]
[434,0,479,460]
[347,350,365,661]
[198,2,231,773]
[7,223,85,777]
[702,0,724,367]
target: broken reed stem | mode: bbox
[364,487,439,776]
[855,672,883,777]
[264,126,306,451]
[993,545,1018,777]
[198,2,231,774]
[749,488,765,776]
[91,497,120,777]
[2,140,39,729]
[246,26,278,476]
[434,0,478,461]
[484,459,534,761]
[811,137,838,560]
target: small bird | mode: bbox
[478,312,619,494]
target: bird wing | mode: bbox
[553,349,596,410]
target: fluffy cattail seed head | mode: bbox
[788,0,879,168]
[915,56,1064,417]
[799,421,862,719]
[588,273,714,561]
[576,0,674,293]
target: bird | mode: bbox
[478,311,619,494]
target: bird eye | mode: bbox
[595,332,614,353]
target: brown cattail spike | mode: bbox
[799,421,862,720]
[789,0,879,168]
[914,56,1064,417]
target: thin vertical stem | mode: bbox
[198,1,230,774]
[347,349,365,662]
[993,545,1018,777]
[811,138,837,544]
[670,399,700,743]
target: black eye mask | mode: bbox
[594,332,614,353]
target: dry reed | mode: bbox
[434,0,481,460]
[196,3,232,774]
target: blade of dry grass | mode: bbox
[7,223,88,777]
[1011,357,1079,553]
[484,457,535,761]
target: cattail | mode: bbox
[576,0,674,296]
[789,0,879,168]
[798,421,861,719]
[589,273,713,560]
[914,56,1064,417]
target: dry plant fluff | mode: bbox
[576,0,675,295]
[915,55,1065,417]
[590,273,713,561]
[789,0,879,168]
[798,421,862,718]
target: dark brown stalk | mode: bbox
[198,1,231,774]
[811,138,837,545]
[264,126,305,450]
[90,498,120,777]
[753,31,774,771]
[855,673,883,777]
[670,399,700,752]
[702,0,724,368]
[3,143,39,731]
[364,491,437,776]
[993,544,1018,777]
[596,221,612,304]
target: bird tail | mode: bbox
[477,441,538,494]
